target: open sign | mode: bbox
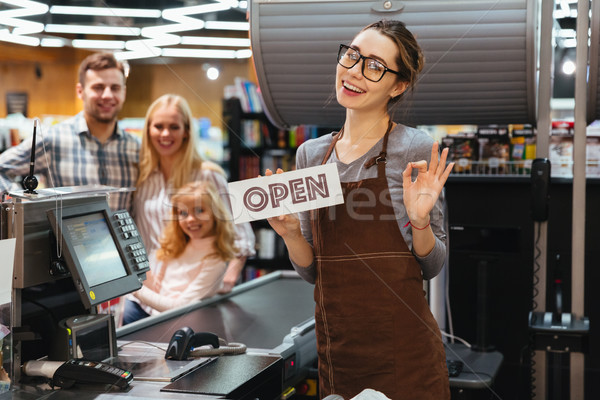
[228,163,344,224]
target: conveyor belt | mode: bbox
[117,271,316,350]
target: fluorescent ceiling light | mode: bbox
[180,36,250,47]
[161,48,237,59]
[204,21,249,31]
[561,38,577,48]
[0,0,48,16]
[235,49,253,59]
[557,29,576,38]
[127,32,181,49]
[0,29,40,46]
[49,6,161,18]
[559,0,570,14]
[72,39,126,50]
[553,10,569,19]
[40,37,66,47]
[238,1,248,9]
[163,3,234,19]
[550,98,574,111]
[0,0,47,35]
[114,47,162,61]
[553,7,577,19]
[142,21,204,36]
[6,20,44,35]
[45,24,141,36]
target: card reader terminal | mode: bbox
[53,359,132,389]
[23,359,133,389]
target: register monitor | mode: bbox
[47,202,150,309]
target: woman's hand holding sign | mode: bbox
[264,168,302,239]
[263,168,314,268]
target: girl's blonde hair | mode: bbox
[137,94,225,189]
[156,181,238,262]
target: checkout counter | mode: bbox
[0,190,502,399]
[0,192,317,400]
[115,271,317,399]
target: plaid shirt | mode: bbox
[0,112,140,211]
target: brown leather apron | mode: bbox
[311,124,450,399]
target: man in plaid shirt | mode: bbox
[0,52,139,211]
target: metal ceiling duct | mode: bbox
[249,0,538,129]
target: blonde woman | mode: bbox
[133,94,254,293]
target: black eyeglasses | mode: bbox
[337,44,400,82]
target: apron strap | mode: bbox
[320,128,343,165]
[364,119,394,169]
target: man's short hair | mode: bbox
[78,52,126,85]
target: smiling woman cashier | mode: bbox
[267,20,454,399]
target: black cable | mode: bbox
[529,221,542,399]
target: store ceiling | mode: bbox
[0,0,583,86]
[33,0,247,26]
[0,0,250,62]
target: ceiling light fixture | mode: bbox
[204,21,249,31]
[40,37,66,47]
[180,36,250,47]
[562,59,576,75]
[162,2,235,19]
[557,29,576,38]
[161,48,237,58]
[207,67,220,80]
[114,46,162,61]
[72,39,126,50]
[0,0,252,60]
[0,0,47,36]
[235,49,253,58]
[0,0,48,17]
[45,24,141,36]
[203,64,220,80]
[49,5,161,18]
[0,28,39,46]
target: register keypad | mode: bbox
[113,211,149,272]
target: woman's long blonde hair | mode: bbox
[137,94,224,189]
[156,181,238,262]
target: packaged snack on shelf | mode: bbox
[587,136,600,178]
[441,133,478,174]
[549,136,573,178]
[549,121,574,178]
[477,125,510,174]
[551,120,574,136]
[510,124,536,175]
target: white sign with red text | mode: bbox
[228,163,344,224]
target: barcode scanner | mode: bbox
[165,327,220,360]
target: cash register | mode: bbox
[2,189,317,399]
[3,188,149,382]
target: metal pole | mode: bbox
[533,0,554,397]
[570,0,589,397]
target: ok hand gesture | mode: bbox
[402,141,454,228]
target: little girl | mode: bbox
[124,180,238,323]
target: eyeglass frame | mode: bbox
[337,44,401,82]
